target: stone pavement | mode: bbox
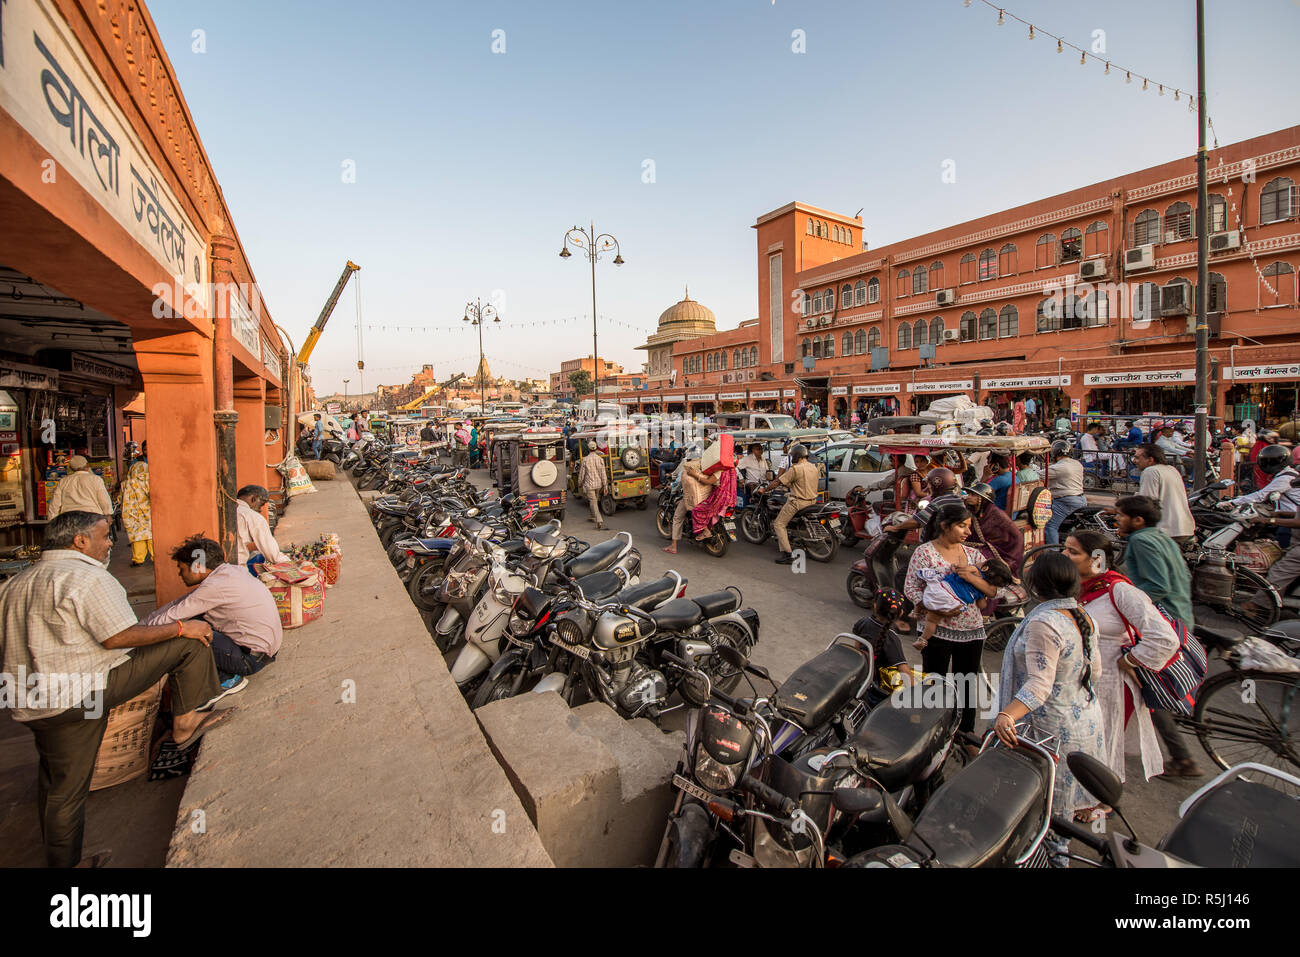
[166,476,552,866]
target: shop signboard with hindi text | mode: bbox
[0,0,209,291]
[908,379,973,393]
[69,353,134,386]
[1083,369,1196,386]
[719,392,746,401]
[0,361,58,391]
[981,375,1071,390]
[853,383,898,395]
[1228,364,1300,382]
[749,390,780,400]
[830,386,848,396]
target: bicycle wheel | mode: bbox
[1192,669,1300,779]
[983,617,1019,653]
[1018,544,1063,579]
[1223,567,1281,632]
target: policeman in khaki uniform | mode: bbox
[760,443,819,565]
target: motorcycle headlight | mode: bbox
[694,744,741,793]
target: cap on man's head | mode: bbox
[67,455,89,470]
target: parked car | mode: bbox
[808,442,895,502]
[713,410,800,431]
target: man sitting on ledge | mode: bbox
[0,511,230,868]
[235,485,288,572]
[142,535,283,692]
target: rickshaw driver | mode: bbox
[759,443,819,565]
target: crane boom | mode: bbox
[297,260,360,365]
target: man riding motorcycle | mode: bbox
[760,443,819,565]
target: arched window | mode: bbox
[801,339,811,358]
[812,337,823,358]
[859,328,871,353]
[1132,282,1160,324]
[807,218,814,235]
[706,354,713,372]
[1164,202,1193,242]
[1205,271,1227,313]
[1161,278,1192,316]
[1036,297,1059,333]
[998,304,1018,338]
[912,268,928,296]
[1083,221,1109,258]
[1086,289,1109,326]
[720,351,727,370]
[897,269,910,298]
[824,334,835,357]
[1060,227,1083,262]
[854,280,867,306]
[732,349,740,369]
[979,308,997,340]
[959,310,976,342]
[1062,294,1085,329]
[978,248,997,281]
[998,243,1017,276]
[959,252,977,284]
[930,316,944,344]
[1133,209,1161,246]
[748,346,757,366]
[1205,194,1227,235]
[802,292,812,316]
[842,332,853,356]
[1260,262,1296,307]
[812,291,822,313]
[913,318,928,346]
[1035,233,1057,268]
[929,261,944,291]
[867,277,880,303]
[866,328,879,351]
[825,287,836,310]
[1260,178,1296,224]
[897,323,912,350]
[841,284,853,309]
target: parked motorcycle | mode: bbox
[739,489,841,562]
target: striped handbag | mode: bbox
[1105,585,1208,715]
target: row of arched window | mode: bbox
[801,278,881,316]
[800,327,884,359]
[683,346,761,375]
[807,218,855,245]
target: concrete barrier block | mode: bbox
[476,692,683,867]
[305,460,336,480]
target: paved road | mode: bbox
[544,485,1216,850]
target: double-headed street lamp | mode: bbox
[464,298,500,413]
[559,222,624,407]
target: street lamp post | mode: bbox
[464,297,500,414]
[559,222,624,411]
[343,378,350,407]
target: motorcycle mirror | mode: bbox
[1066,752,1123,810]
[715,644,748,671]
[832,787,883,816]
[745,662,772,683]
[1267,491,1282,504]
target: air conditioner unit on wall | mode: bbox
[805,318,815,329]
[1079,258,1107,279]
[1125,245,1155,272]
[1209,230,1241,252]
[935,288,956,306]
[1162,284,1190,316]
[942,329,960,342]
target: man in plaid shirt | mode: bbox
[0,511,233,867]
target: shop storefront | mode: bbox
[718,391,747,412]
[1082,369,1198,418]
[688,393,717,416]
[749,388,781,411]
[853,382,902,420]
[980,375,1071,431]
[1224,363,1300,428]
[907,379,974,415]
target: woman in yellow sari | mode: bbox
[120,459,153,565]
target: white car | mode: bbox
[809,442,896,502]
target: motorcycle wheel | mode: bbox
[1193,670,1300,775]
[379,522,403,550]
[706,620,755,693]
[739,509,768,545]
[846,569,875,609]
[326,453,342,465]
[408,562,447,613]
[655,507,673,540]
[600,494,616,516]
[1082,471,1100,491]
[802,524,838,563]
[983,617,1018,653]
[703,529,729,558]
[471,664,529,709]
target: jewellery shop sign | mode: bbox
[0,0,209,289]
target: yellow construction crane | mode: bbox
[297,261,360,366]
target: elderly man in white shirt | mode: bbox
[0,511,227,867]
[1133,444,1196,540]
[235,484,288,572]
[46,455,113,519]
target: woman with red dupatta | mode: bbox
[692,465,737,538]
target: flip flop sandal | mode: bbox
[149,740,196,781]
[1073,805,1113,824]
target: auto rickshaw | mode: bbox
[852,433,1053,551]
[569,425,651,514]
[492,428,568,518]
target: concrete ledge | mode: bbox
[166,478,552,867]
[476,692,683,867]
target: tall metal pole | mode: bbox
[590,222,599,407]
[1192,0,1209,489]
[478,297,485,413]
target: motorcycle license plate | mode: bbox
[672,774,715,804]
[403,556,415,571]
[828,518,841,529]
[724,521,736,541]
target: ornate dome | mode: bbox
[656,285,716,330]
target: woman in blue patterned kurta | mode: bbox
[995,551,1106,860]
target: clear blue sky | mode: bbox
[149,0,1300,395]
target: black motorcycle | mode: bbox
[655,482,736,558]
[738,489,841,562]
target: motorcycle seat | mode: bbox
[1159,775,1300,867]
[794,504,825,519]
[773,643,871,729]
[908,746,1050,868]
[501,539,528,555]
[408,538,455,554]
[648,598,704,631]
[849,682,957,792]
[617,575,682,610]
[562,537,625,578]
[575,569,624,602]
[693,590,739,620]
[1264,619,1300,641]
